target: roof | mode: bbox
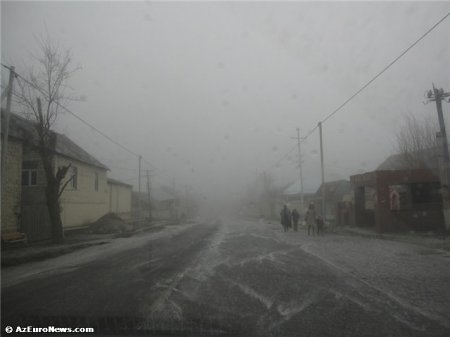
[1,111,108,170]
[376,148,440,171]
[107,178,132,188]
[315,180,352,199]
[131,186,178,206]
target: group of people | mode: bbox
[280,204,324,235]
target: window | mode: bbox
[94,172,99,191]
[22,161,38,186]
[70,166,78,189]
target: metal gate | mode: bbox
[21,203,51,242]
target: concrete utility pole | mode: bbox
[1,66,15,199]
[138,155,142,219]
[427,85,450,232]
[318,121,326,221]
[291,128,305,216]
[146,169,152,221]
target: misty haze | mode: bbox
[1,1,450,337]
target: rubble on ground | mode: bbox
[89,213,128,234]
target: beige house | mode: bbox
[108,178,132,217]
[1,112,128,242]
[1,137,23,233]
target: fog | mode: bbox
[2,1,450,210]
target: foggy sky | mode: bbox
[2,1,450,204]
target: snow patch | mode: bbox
[224,277,273,310]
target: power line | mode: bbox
[3,65,141,158]
[267,145,297,170]
[265,11,450,171]
[319,11,450,127]
[2,63,173,186]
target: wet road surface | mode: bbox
[2,219,450,336]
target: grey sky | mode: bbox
[2,1,450,203]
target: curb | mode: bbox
[1,240,110,267]
[1,223,169,268]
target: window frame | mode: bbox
[70,166,78,190]
[21,169,38,186]
[94,172,99,192]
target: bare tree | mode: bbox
[395,114,438,169]
[14,35,79,243]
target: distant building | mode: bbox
[107,178,132,217]
[281,179,316,217]
[132,185,181,221]
[350,149,445,233]
[314,180,353,225]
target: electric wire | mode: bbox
[2,63,172,185]
[265,11,450,171]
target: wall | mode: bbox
[1,138,22,232]
[20,146,51,241]
[108,182,132,215]
[352,170,444,232]
[56,156,109,228]
[376,170,443,232]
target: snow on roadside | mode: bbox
[1,223,198,288]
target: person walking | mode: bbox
[305,204,317,236]
[316,215,324,235]
[280,205,291,232]
[291,208,300,232]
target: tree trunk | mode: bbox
[39,131,65,244]
[46,185,64,244]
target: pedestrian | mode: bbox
[291,208,300,232]
[305,204,317,236]
[280,205,291,232]
[316,215,324,235]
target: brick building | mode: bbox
[350,167,444,233]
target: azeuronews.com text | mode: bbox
[5,326,94,334]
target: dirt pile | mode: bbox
[90,213,127,234]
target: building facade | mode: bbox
[1,112,118,242]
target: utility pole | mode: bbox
[146,169,152,221]
[138,155,142,219]
[318,121,326,222]
[291,128,305,216]
[427,85,450,232]
[1,66,15,199]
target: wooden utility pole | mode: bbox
[146,169,152,221]
[138,155,142,219]
[427,85,450,232]
[1,66,15,199]
[318,122,326,221]
[292,128,305,216]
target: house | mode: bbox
[350,150,445,233]
[314,180,353,226]
[1,112,113,242]
[152,186,180,220]
[1,127,23,236]
[281,179,316,217]
[107,178,132,217]
[131,185,181,221]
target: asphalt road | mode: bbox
[2,219,450,337]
